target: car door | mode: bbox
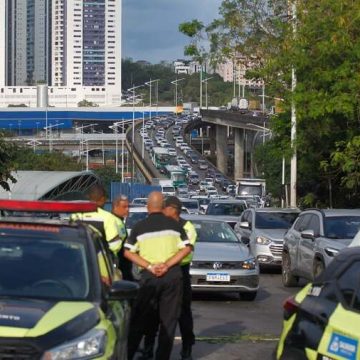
[318,260,360,358]
[290,214,312,275]
[94,235,128,359]
[238,210,253,249]
[298,214,321,279]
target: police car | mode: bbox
[276,246,360,359]
[0,199,138,359]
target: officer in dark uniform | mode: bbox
[142,196,197,360]
[124,192,191,360]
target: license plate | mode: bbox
[206,273,230,282]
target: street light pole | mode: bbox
[202,77,213,110]
[171,78,185,114]
[127,84,144,183]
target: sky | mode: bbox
[122,0,222,64]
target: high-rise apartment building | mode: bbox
[1,0,121,98]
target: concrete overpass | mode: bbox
[196,110,269,180]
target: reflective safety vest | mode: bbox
[181,220,197,266]
[72,208,123,255]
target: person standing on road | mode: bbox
[124,191,191,360]
[112,195,134,281]
[141,196,198,360]
[163,196,197,360]
[72,183,122,256]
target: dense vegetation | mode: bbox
[180,0,360,207]
[122,58,235,107]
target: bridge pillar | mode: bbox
[216,124,228,174]
[234,128,244,180]
[209,126,216,157]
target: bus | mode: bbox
[151,147,171,173]
[164,165,187,188]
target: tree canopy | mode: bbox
[180,0,360,207]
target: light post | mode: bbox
[26,139,42,153]
[110,120,133,181]
[202,77,213,109]
[171,78,185,114]
[145,79,159,124]
[79,140,90,171]
[44,122,64,152]
[127,85,144,183]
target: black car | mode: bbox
[276,246,360,359]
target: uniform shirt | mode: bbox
[125,212,190,264]
[179,218,197,266]
[72,208,122,255]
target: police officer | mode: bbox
[140,196,198,360]
[124,192,191,360]
[72,183,122,256]
[112,195,134,281]
[162,196,197,360]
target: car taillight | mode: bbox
[283,296,299,320]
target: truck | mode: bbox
[151,178,176,196]
[183,102,198,114]
[227,97,249,114]
[236,178,266,199]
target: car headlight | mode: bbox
[324,247,339,257]
[241,258,257,270]
[256,236,271,245]
[42,328,106,360]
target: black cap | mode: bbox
[163,196,182,212]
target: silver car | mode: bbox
[282,208,360,286]
[234,208,300,267]
[184,215,259,300]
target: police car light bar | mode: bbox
[0,200,97,213]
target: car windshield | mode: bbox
[324,216,360,239]
[197,198,210,206]
[132,198,147,205]
[255,212,299,229]
[126,211,148,228]
[0,237,89,300]
[192,220,239,243]
[163,186,175,193]
[181,201,199,209]
[206,203,246,216]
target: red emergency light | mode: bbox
[0,200,97,213]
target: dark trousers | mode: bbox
[178,264,195,350]
[128,266,183,360]
[143,264,195,355]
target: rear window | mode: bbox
[206,203,246,216]
[255,212,299,229]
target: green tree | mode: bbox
[0,132,17,190]
[14,148,82,171]
[78,99,99,107]
[181,0,360,207]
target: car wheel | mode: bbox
[239,291,257,301]
[313,259,325,279]
[282,252,298,287]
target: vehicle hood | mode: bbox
[193,242,253,262]
[254,228,287,241]
[0,298,99,343]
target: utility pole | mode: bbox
[290,1,297,207]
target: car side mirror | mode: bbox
[107,280,139,301]
[240,221,250,229]
[301,229,315,240]
[241,236,250,245]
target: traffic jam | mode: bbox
[0,115,359,359]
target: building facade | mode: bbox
[0,0,121,106]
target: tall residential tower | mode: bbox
[0,0,121,105]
